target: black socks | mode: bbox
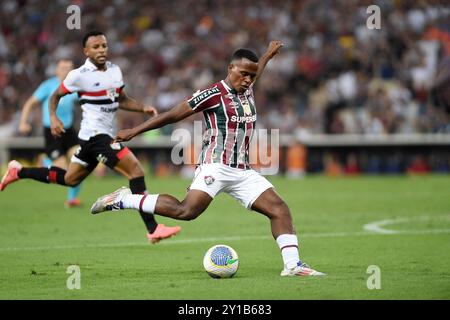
[18,167,67,185]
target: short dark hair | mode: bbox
[82,31,105,47]
[231,49,259,63]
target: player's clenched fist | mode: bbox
[115,128,137,142]
[50,116,65,138]
[144,105,158,116]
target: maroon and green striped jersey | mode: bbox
[187,80,257,169]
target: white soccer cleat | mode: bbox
[90,186,131,214]
[281,262,326,277]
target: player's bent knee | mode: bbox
[273,201,291,219]
[64,176,81,187]
[65,180,79,187]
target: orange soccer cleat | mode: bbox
[65,198,83,208]
[147,224,181,244]
[0,160,23,191]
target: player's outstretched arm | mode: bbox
[18,96,40,135]
[49,86,68,138]
[255,40,283,82]
[115,100,194,142]
[118,90,158,117]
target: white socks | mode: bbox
[122,194,159,214]
[276,234,300,269]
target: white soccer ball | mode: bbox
[203,244,239,278]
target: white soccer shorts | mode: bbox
[189,163,274,209]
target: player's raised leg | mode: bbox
[91,188,213,221]
[112,148,182,243]
[1,159,89,191]
[251,188,326,276]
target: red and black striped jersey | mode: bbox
[188,80,256,169]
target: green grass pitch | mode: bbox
[0,174,449,299]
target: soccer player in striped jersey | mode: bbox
[91,41,325,276]
[1,31,180,243]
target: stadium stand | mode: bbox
[0,0,449,173]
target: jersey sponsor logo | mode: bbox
[230,115,256,123]
[100,107,118,113]
[191,87,221,105]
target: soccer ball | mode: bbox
[203,244,239,278]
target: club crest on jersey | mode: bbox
[204,175,215,185]
[242,100,252,116]
[107,88,119,102]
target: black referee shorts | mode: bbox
[72,134,131,172]
[44,127,79,161]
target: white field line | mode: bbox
[0,228,449,252]
[363,214,450,234]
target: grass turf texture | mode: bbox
[0,174,449,299]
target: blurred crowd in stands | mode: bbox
[0,0,449,175]
[1,0,449,138]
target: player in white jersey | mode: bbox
[1,31,180,243]
[91,41,325,276]
[17,58,83,208]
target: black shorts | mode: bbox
[44,127,79,161]
[72,134,131,172]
